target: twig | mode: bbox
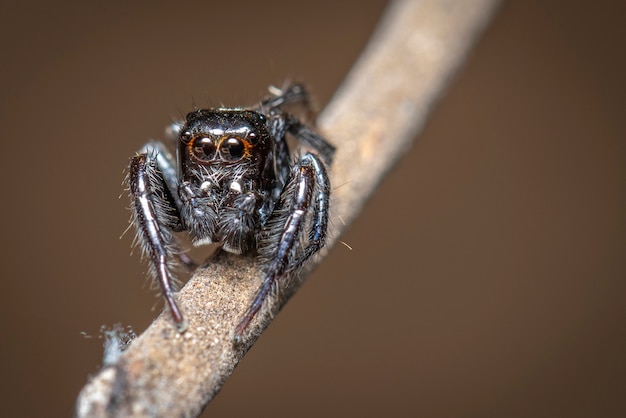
[75,0,501,416]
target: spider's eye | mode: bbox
[191,137,217,161]
[247,131,258,145]
[180,130,193,143]
[220,137,246,161]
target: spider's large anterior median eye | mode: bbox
[191,137,217,161]
[220,137,246,161]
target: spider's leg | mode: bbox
[139,141,183,221]
[128,151,188,332]
[139,141,197,271]
[164,120,184,144]
[266,106,334,164]
[285,114,336,165]
[266,110,292,191]
[234,153,331,340]
[291,153,331,268]
[257,83,311,112]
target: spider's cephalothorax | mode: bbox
[127,84,335,340]
[178,110,276,253]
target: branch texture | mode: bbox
[75,1,501,416]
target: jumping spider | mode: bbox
[127,84,335,340]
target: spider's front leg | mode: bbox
[262,83,336,166]
[234,153,331,340]
[128,144,189,332]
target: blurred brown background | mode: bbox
[1,1,624,416]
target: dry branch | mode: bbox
[75,1,501,416]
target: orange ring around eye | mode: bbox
[218,136,252,161]
[189,136,218,162]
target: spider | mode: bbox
[127,84,335,340]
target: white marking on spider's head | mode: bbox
[229,180,243,193]
[192,237,213,247]
[222,242,243,254]
[200,181,212,193]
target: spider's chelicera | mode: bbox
[127,84,335,340]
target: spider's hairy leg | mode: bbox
[233,153,331,341]
[139,142,183,225]
[128,150,188,332]
[139,142,197,271]
[292,154,331,267]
